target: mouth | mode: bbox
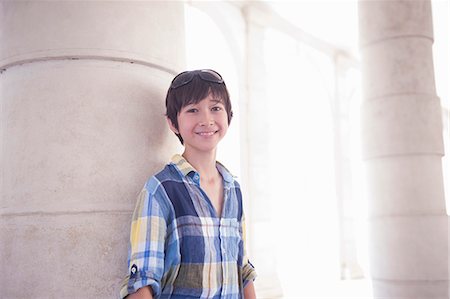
[195,130,218,136]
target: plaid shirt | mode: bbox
[120,155,256,299]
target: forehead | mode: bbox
[185,93,224,106]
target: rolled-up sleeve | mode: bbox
[120,185,167,298]
[241,213,257,286]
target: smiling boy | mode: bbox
[120,69,256,299]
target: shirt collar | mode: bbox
[170,154,235,184]
[171,154,197,177]
[216,161,234,184]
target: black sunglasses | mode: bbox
[170,69,224,89]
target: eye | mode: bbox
[211,106,223,112]
[186,108,198,113]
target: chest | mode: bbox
[201,179,224,217]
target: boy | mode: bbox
[120,69,256,299]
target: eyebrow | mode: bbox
[186,98,223,105]
[210,97,224,104]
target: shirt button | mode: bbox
[130,264,138,277]
[193,174,199,181]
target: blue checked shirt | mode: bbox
[120,155,256,298]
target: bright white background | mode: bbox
[183,1,449,298]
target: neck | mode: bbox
[182,148,218,180]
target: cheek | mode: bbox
[222,114,230,127]
[177,117,196,133]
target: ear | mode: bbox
[166,117,179,134]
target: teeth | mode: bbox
[197,131,215,136]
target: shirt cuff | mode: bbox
[119,267,160,299]
[242,261,257,287]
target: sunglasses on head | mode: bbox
[170,69,224,89]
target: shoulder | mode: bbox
[143,164,182,194]
[142,163,193,208]
[216,161,240,185]
[138,164,183,211]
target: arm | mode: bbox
[120,185,168,299]
[244,280,256,299]
[127,286,153,299]
[240,213,257,297]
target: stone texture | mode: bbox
[369,215,448,280]
[0,2,185,298]
[2,60,177,214]
[0,1,184,71]
[361,94,444,158]
[358,0,433,46]
[358,0,449,297]
[0,212,131,298]
[372,279,449,299]
[361,38,436,99]
[364,156,446,216]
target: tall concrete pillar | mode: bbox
[243,5,283,298]
[358,0,449,298]
[0,2,184,298]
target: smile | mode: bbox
[196,130,218,136]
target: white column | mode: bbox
[358,0,449,297]
[242,5,283,298]
[0,2,184,297]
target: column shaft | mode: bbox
[358,0,448,297]
[0,2,184,297]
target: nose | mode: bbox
[199,110,214,126]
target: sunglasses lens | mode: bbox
[170,69,224,89]
[198,69,223,83]
[170,72,194,89]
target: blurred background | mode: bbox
[184,1,449,298]
[1,1,448,298]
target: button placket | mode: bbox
[219,218,227,297]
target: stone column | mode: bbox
[358,0,449,298]
[0,2,184,298]
[242,5,283,298]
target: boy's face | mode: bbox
[168,93,229,155]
